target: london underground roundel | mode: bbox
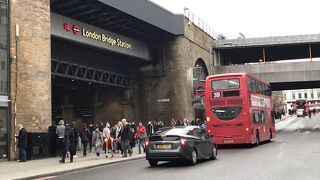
[73,25,80,35]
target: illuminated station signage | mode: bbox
[63,22,132,50]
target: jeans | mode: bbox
[19,147,27,161]
[121,140,132,157]
[82,142,88,156]
[57,138,65,157]
[137,138,145,153]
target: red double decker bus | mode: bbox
[204,73,275,145]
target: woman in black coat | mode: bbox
[60,123,77,163]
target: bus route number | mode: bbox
[213,92,221,98]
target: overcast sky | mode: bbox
[149,0,320,39]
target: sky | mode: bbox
[149,0,320,39]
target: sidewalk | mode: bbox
[0,147,145,180]
[275,114,291,123]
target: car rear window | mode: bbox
[156,127,187,136]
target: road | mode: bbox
[52,115,320,180]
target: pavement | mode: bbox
[275,114,291,123]
[0,146,145,180]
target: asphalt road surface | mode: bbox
[52,115,320,180]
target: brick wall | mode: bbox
[133,18,214,125]
[9,0,51,159]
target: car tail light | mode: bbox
[145,140,149,147]
[180,138,187,146]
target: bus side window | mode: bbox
[253,110,260,123]
[260,111,264,124]
[253,80,258,93]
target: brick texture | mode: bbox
[9,0,51,159]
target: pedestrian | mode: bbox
[88,123,94,153]
[308,109,312,119]
[15,124,27,162]
[135,122,147,154]
[103,122,114,158]
[170,118,176,127]
[92,127,103,159]
[157,120,164,129]
[201,121,206,130]
[119,119,133,157]
[147,121,154,137]
[56,120,66,158]
[116,121,123,155]
[153,120,159,133]
[99,122,104,132]
[183,118,189,126]
[313,108,316,116]
[79,123,90,157]
[60,123,77,163]
[129,122,136,149]
[110,125,117,154]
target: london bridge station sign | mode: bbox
[51,13,151,61]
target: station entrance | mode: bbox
[51,38,141,127]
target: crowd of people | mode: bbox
[15,117,206,163]
[54,118,169,163]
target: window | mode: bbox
[248,78,271,96]
[253,110,265,124]
[311,92,314,99]
[0,1,7,96]
[212,107,242,121]
[292,93,296,100]
[212,78,240,90]
[298,93,301,99]
[304,93,307,99]
[284,94,287,100]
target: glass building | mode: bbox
[0,0,8,160]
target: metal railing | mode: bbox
[184,8,219,39]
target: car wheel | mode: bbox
[210,145,218,160]
[190,149,197,165]
[148,160,158,167]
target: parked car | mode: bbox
[145,126,218,166]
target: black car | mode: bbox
[145,126,218,166]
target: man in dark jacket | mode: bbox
[60,123,77,163]
[16,124,27,162]
[79,123,90,157]
[119,119,132,157]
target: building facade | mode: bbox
[0,0,9,159]
[283,89,320,111]
[2,0,214,160]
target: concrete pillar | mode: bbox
[9,0,51,160]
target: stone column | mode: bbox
[9,0,51,160]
